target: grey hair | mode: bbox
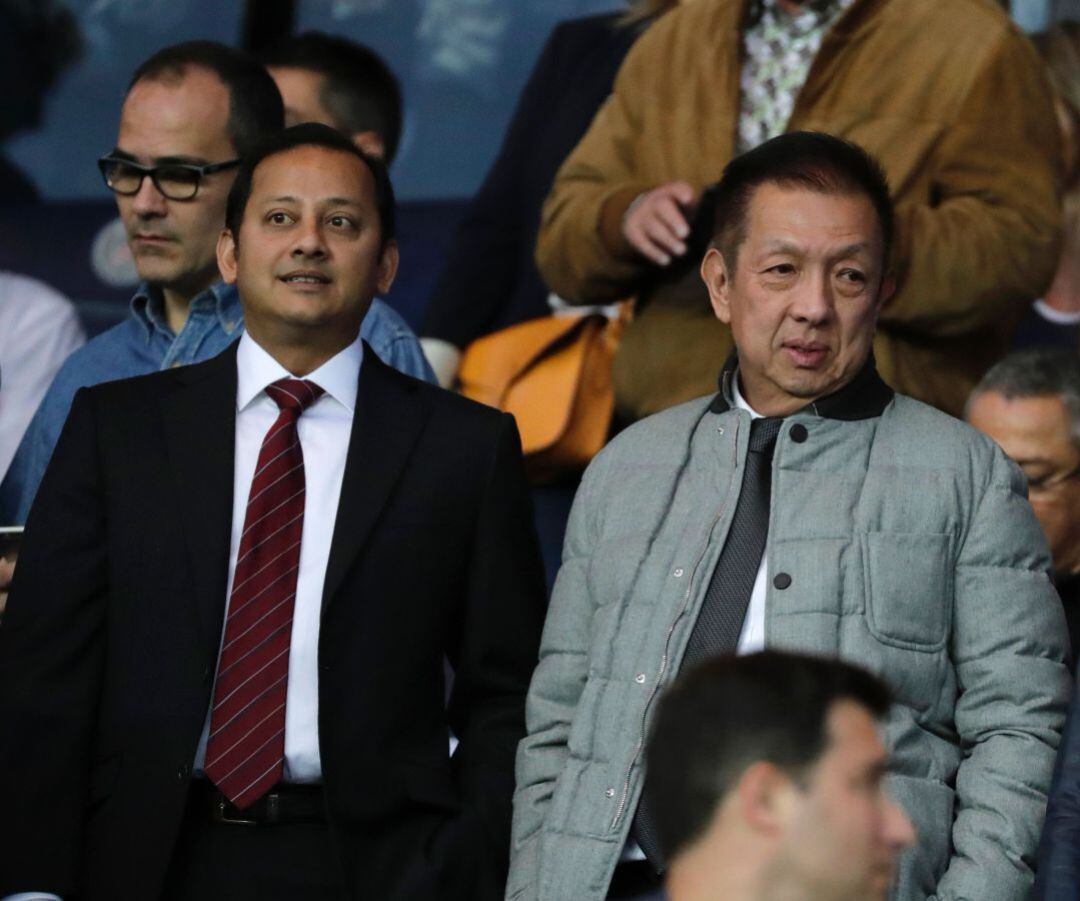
[968,348,1080,448]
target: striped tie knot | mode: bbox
[265,378,324,415]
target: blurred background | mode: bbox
[0,0,1077,336]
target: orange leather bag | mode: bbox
[458,307,628,483]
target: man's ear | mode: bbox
[376,239,400,296]
[353,130,386,160]
[734,761,798,837]
[217,228,239,286]
[701,246,733,324]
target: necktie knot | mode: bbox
[748,416,783,453]
[265,378,324,415]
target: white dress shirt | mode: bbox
[0,272,85,483]
[194,331,362,783]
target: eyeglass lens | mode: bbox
[104,161,201,200]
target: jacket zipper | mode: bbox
[610,418,744,831]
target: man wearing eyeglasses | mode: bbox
[966,348,1080,669]
[0,40,433,535]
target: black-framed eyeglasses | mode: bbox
[97,155,241,201]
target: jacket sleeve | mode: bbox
[933,447,1071,901]
[0,389,108,897]
[534,48,658,305]
[881,27,1062,338]
[1034,684,1080,901]
[506,454,606,900]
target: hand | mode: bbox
[621,181,698,266]
[0,552,15,619]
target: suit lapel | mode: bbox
[162,345,238,662]
[321,349,430,616]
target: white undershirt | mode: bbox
[194,330,361,783]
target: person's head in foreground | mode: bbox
[966,348,1080,578]
[217,122,398,376]
[700,131,895,417]
[646,651,915,901]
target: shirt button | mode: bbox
[773,572,792,590]
[673,568,684,578]
[170,361,181,369]
[635,673,647,684]
[790,424,808,443]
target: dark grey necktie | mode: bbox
[632,415,783,871]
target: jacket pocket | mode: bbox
[864,531,953,651]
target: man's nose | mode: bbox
[130,174,168,217]
[292,219,327,258]
[789,274,832,325]
[883,798,917,850]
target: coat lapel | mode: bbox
[321,349,430,616]
[162,345,238,662]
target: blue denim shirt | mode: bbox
[0,282,434,524]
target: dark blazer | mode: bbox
[420,12,648,347]
[0,343,547,900]
[1036,678,1080,901]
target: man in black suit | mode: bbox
[0,123,547,901]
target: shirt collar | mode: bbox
[731,371,764,420]
[755,0,854,31]
[129,281,243,341]
[710,350,894,421]
[236,330,363,414]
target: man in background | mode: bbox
[536,0,1062,421]
[966,348,1080,664]
[263,32,403,164]
[648,652,914,901]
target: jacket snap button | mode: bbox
[673,568,684,578]
[790,424,808,443]
[605,788,615,797]
[773,573,792,590]
[635,673,646,684]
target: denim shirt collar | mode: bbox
[129,281,242,343]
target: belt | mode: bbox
[190,779,328,826]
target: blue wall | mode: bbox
[5,0,622,204]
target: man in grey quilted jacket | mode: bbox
[508,132,1072,901]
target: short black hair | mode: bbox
[262,32,403,165]
[224,122,396,246]
[645,650,892,863]
[129,41,284,158]
[710,131,894,274]
[969,348,1080,448]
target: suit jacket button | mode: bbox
[177,763,192,780]
[773,573,792,590]
[790,424,808,443]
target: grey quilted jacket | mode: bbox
[508,366,1071,901]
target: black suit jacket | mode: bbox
[0,343,547,900]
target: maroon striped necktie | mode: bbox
[204,377,324,809]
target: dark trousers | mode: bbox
[162,787,348,901]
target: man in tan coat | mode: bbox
[537,0,1063,420]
